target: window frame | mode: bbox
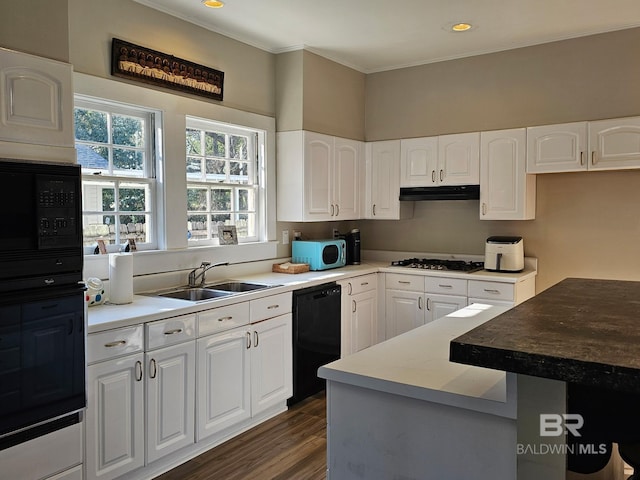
[186,116,265,246]
[74,95,161,253]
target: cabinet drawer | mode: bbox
[385,273,423,292]
[344,274,377,296]
[146,314,196,350]
[468,280,515,301]
[198,302,250,337]
[87,325,144,364]
[250,292,292,323]
[424,277,467,296]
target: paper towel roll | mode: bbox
[109,253,133,305]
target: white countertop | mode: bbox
[318,303,518,418]
[87,260,535,334]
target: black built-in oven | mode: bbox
[0,159,85,449]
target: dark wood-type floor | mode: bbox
[156,391,327,480]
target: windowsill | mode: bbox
[83,241,280,280]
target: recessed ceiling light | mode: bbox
[202,0,224,8]
[451,22,473,32]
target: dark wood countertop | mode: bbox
[450,278,640,394]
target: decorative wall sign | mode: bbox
[111,38,224,101]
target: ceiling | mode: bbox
[133,0,640,73]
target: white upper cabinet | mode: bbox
[480,128,536,220]
[0,48,75,162]
[526,122,588,173]
[589,116,640,170]
[527,117,640,173]
[400,133,480,187]
[437,132,480,185]
[365,140,413,220]
[277,130,362,222]
[400,137,438,186]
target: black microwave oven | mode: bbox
[0,159,83,292]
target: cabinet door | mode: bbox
[0,48,74,148]
[196,328,251,441]
[526,122,588,173]
[438,132,480,185]
[385,289,424,339]
[426,294,467,324]
[145,342,195,464]
[334,137,361,220]
[400,137,438,186]
[366,140,402,219]
[304,132,334,220]
[250,314,293,416]
[86,353,145,480]
[351,290,378,353]
[589,116,640,170]
[480,128,535,220]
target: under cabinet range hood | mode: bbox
[399,185,480,201]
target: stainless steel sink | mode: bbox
[157,288,233,301]
[206,281,275,293]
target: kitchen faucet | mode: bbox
[188,261,229,287]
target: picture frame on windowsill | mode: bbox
[218,225,238,245]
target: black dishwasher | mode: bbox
[289,282,341,406]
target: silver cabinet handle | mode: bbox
[484,289,501,294]
[426,298,431,311]
[418,297,423,310]
[482,203,487,216]
[135,360,143,382]
[580,151,584,165]
[348,282,353,295]
[372,204,376,216]
[592,151,596,165]
[432,170,436,183]
[164,328,183,335]
[352,300,356,313]
[398,280,411,285]
[254,331,259,347]
[105,340,127,348]
[336,204,340,216]
[267,304,280,309]
[218,316,232,322]
[149,358,157,379]
[246,331,252,349]
[438,284,453,289]
[331,204,335,216]
[440,169,444,182]
[360,282,369,287]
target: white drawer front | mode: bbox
[146,314,196,350]
[250,292,292,323]
[468,280,515,302]
[344,274,377,296]
[385,273,423,292]
[198,302,250,337]
[424,277,467,296]
[88,325,144,364]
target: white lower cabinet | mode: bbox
[86,316,196,480]
[339,274,379,357]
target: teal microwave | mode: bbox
[291,239,346,271]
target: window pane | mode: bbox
[114,148,144,175]
[237,188,255,211]
[119,185,147,212]
[229,161,248,184]
[230,135,247,160]
[186,129,202,155]
[187,188,208,211]
[74,108,108,143]
[205,132,226,157]
[187,156,202,176]
[119,214,147,243]
[188,214,208,240]
[102,187,115,211]
[77,144,109,171]
[211,189,231,210]
[236,213,255,238]
[210,214,231,238]
[206,159,226,180]
[112,115,144,147]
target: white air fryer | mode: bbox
[484,236,524,272]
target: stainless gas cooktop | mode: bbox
[390,258,484,273]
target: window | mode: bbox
[186,117,262,244]
[74,96,158,250]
